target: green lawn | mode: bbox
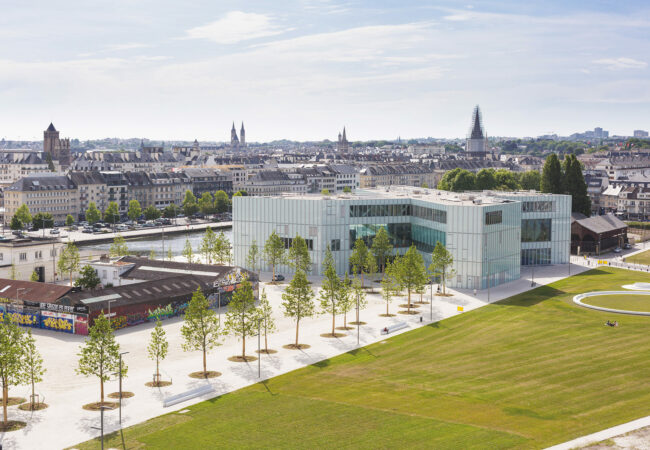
[624,248,650,265]
[582,293,650,312]
[72,267,650,449]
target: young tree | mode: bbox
[182,238,194,263]
[46,152,55,172]
[181,288,221,377]
[103,201,120,226]
[149,249,156,260]
[343,186,352,193]
[77,313,126,403]
[215,231,230,264]
[14,204,31,228]
[264,231,285,282]
[166,248,173,261]
[147,320,168,385]
[371,226,393,272]
[9,215,23,231]
[394,245,428,313]
[0,317,28,426]
[281,270,316,348]
[182,190,198,216]
[30,270,39,282]
[349,238,370,288]
[163,203,180,219]
[380,260,399,316]
[214,190,230,213]
[224,278,258,360]
[57,241,80,286]
[23,330,46,410]
[109,234,129,257]
[86,201,101,224]
[365,252,378,288]
[350,277,368,325]
[198,192,215,215]
[319,247,341,336]
[540,153,564,194]
[258,289,276,353]
[200,227,216,264]
[9,263,16,281]
[429,241,454,295]
[127,199,142,222]
[321,189,330,195]
[246,240,260,277]
[143,205,161,221]
[287,235,311,273]
[337,272,353,329]
[65,214,74,228]
[75,265,101,290]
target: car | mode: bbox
[69,225,78,231]
[50,228,60,235]
[624,243,632,249]
[272,274,285,281]
[613,247,622,253]
[137,219,146,224]
[82,228,93,234]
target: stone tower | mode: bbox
[43,122,71,167]
[466,106,487,157]
[337,127,349,153]
[231,122,239,147]
[240,122,246,147]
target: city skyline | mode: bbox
[1,1,648,141]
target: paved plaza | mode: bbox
[0,262,591,449]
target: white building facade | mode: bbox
[233,187,571,290]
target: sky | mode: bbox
[0,0,648,142]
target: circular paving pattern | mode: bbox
[573,290,650,316]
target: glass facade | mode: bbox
[521,219,552,242]
[349,204,411,218]
[522,201,554,212]
[521,248,551,265]
[411,224,445,253]
[349,223,411,249]
[485,210,502,225]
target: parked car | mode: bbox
[613,247,622,253]
[82,228,93,234]
[137,219,146,224]
[272,274,285,281]
[624,243,632,249]
[50,228,60,235]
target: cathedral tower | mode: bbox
[466,106,487,158]
[231,122,239,147]
[240,122,246,147]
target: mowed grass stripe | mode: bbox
[71,267,650,449]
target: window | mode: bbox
[522,201,554,213]
[19,252,27,261]
[522,219,552,242]
[521,248,551,265]
[330,239,341,251]
[485,210,502,225]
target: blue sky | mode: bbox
[0,0,648,141]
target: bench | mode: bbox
[380,322,409,335]
[163,384,215,408]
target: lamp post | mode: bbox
[356,291,360,346]
[117,351,129,425]
[429,276,433,322]
[107,299,116,326]
[531,261,535,287]
[91,405,111,450]
[257,318,261,378]
[16,287,26,304]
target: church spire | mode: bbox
[470,105,484,139]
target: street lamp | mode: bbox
[107,299,116,326]
[356,291,360,346]
[257,318,262,378]
[91,405,111,450]
[429,276,434,322]
[116,351,129,425]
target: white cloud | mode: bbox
[183,11,287,44]
[593,57,647,70]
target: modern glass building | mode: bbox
[233,187,571,290]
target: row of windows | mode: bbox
[280,237,314,251]
[522,201,555,213]
[349,223,412,249]
[26,191,71,198]
[485,211,503,225]
[349,204,411,218]
[521,248,551,265]
[522,218,552,242]
[411,205,447,224]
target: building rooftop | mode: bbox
[0,279,72,303]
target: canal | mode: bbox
[79,228,233,257]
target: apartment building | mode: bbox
[149,172,191,209]
[69,171,108,220]
[0,152,60,187]
[4,175,78,226]
[0,236,65,282]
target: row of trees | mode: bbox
[0,318,45,427]
[182,190,231,217]
[437,168,540,192]
[198,227,231,264]
[540,153,591,216]
[9,205,75,231]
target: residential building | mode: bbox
[0,151,59,187]
[184,168,232,197]
[233,187,571,290]
[149,171,191,209]
[4,174,78,225]
[634,130,649,138]
[123,171,153,210]
[243,170,309,196]
[360,164,438,189]
[0,236,65,282]
[69,171,108,220]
